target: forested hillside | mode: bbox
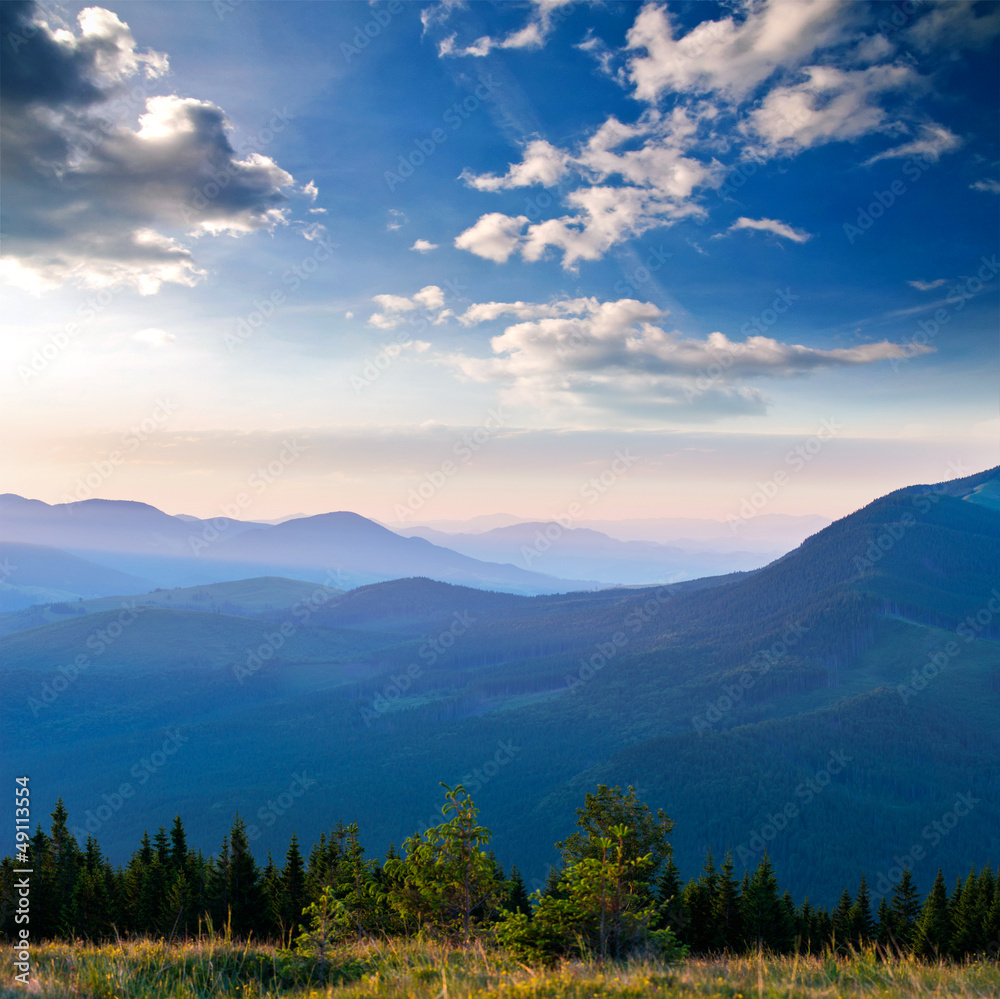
[2,467,997,907]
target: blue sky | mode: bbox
[1,0,998,523]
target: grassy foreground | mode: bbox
[2,939,999,999]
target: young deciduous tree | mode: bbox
[385,784,505,941]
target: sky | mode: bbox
[1,0,998,526]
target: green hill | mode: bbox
[0,575,344,636]
[2,467,997,906]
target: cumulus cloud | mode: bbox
[461,139,568,191]
[454,212,529,263]
[729,217,813,243]
[448,2,955,271]
[444,296,929,417]
[624,0,847,102]
[746,64,914,157]
[410,238,439,253]
[456,108,719,268]
[0,1,302,295]
[368,285,450,329]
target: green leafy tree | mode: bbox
[385,784,505,941]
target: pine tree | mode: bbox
[225,815,262,939]
[913,870,952,958]
[850,873,874,946]
[653,856,686,936]
[741,855,785,952]
[279,833,307,945]
[507,865,532,917]
[832,887,854,951]
[889,868,922,951]
[875,896,893,949]
[170,816,188,869]
[712,851,742,952]
[949,866,983,957]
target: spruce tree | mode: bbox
[913,870,952,958]
[832,887,854,950]
[889,868,922,950]
[741,855,785,952]
[507,865,532,917]
[280,833,307,944]
[712,851,742,952]
[850,873,874,946]
[225,815,262,939]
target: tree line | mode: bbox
[1,785,997,963]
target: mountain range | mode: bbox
[1,466,997,907]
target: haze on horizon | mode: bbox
[1,0,998,526]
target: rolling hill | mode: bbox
[2,466,997,907]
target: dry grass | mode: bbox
[2,937,997,998]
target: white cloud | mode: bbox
[458,298,596,325]
[410,239,439,253]
[908,278,947,292]
[437,0,573,57]
[461,139,568,191]
[624,0,847,102]
[302,180,319,201]
[386,209,408,231]
[746,64,914,157]
[132,327,175,347]
[444,296,929,417]
[454,213,529,263]
[863,123,961,166]
[368,285,449,329]
[971,179,1000,194]
[729,217,813,243]
[456,108,719,269]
